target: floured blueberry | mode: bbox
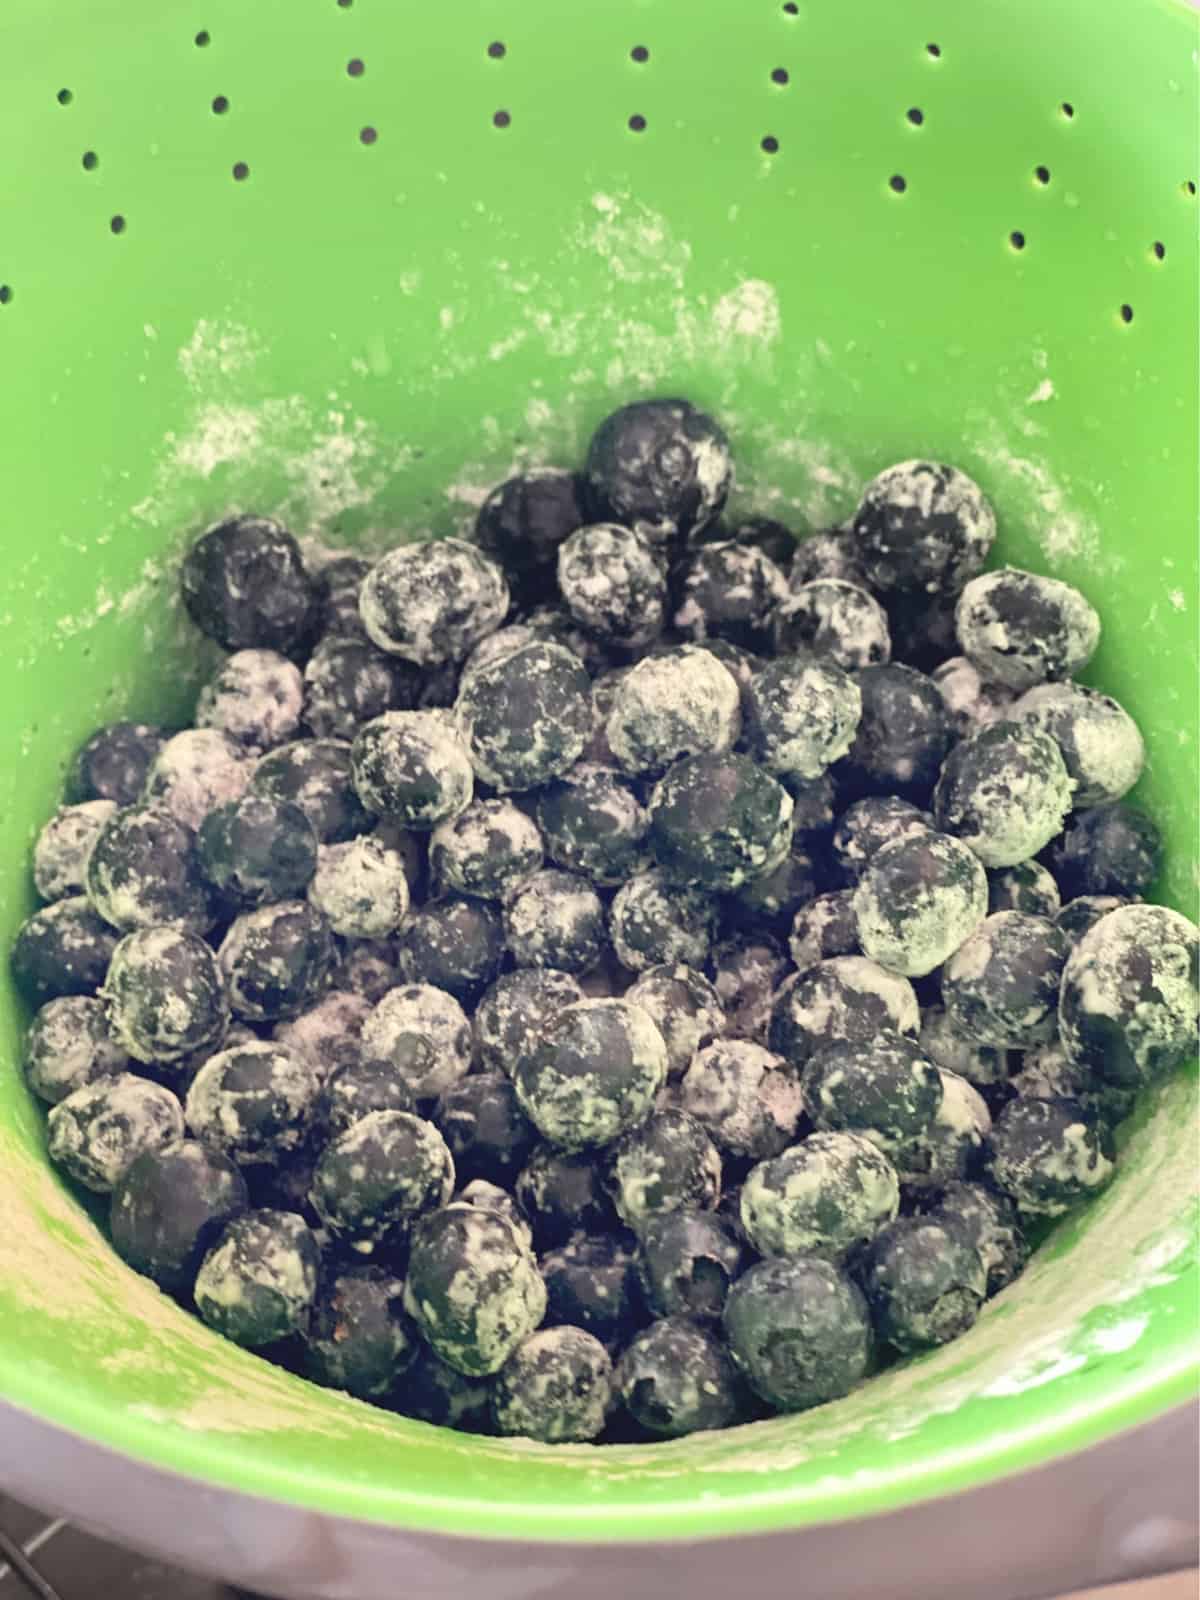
[359,538,509,666]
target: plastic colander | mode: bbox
[0,0,1196,1596]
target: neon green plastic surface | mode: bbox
[0,0,1196,1545]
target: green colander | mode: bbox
[0,0,1196,1593]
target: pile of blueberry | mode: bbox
[12,397,1199,1445]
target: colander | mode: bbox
[0,0,1196,1596]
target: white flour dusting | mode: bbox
[712,280,782,345]
[975,424,1102,570]
[172,403,270,479]
[178,319,263,387]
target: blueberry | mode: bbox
[218,901,336,1022]
[774,580,891,671]
[1055,894,1128,946]
[788,891,859,973]
[307,834,410,939]
[505,869,606,974]
[301,633,418,741]
[540,1233,647,1350]
[47,1072,185,1193]
[648,752,795,893]
[403,1202,545,1376]
[916,1179,1028,1297]
[836,663,951,804]
[917,1005,1011,1088]
[515,1144,619,1248]
[473,968,586,1078]
[186,1041,320,1167]
[615,1317,744,1437]
[23,994,126,1104]
[11,896,118,1003]
[319,1058,414,1139]
[803,1031,943,1163]
[455,639,592,793]
[252,738,371,843]
[455,1178,534,1250]
[88,805,217,931]
[536,763,648,886]
[303,1264,418,1399]
[581,665,629,764]
[610,869,718,973]
[605,646,741,777]
[240,1135,324,1231]
[195,649,305,750]
[33,800,118,903]
[931,656,1017,738]
[434,1071,536,1186]
[905,1069,991,1188]
[195,1209,320,1346]
[789,529,867,588]
[141,729,251,831]
[768,955,919,1068]
[351,712,473,830]
[359,539,509,666]
[311,1110,455,1250]
[707,932,788,1044]
[985,1097,1115,1216]
[680,1039,803,1160]
[196,792,319,909]
[987,860,1061,919]
[715,513,797,568]
[830,796,932,885]
[360,982,473,1099]
[104,926,227,1063]
[724,1255,873,1412]
[583,398,732,545]
[430,799,544,900]
[955,568,1099,691]
[518,602,620,675]
[331,937,402,1004]
[68,721,165,807]
[636,1208,745,1322]
[933,721,1073,870]
[884,589,961,674]
[1047,804,1163,900]
[492,1326,613,1442]
[745,654,862,783]
[688,636,763,712]
[514,997,667,1151]
[852,830,988,978]
[1009,1042,1136,1132]
[110,1139,248,1291]
[673,542,787,652]
[397,895,505,1002]
[474,468,588,606]
[941,912,1069,1048]
[556,523,666,648]
[393,1344,495,1431]
[740,1131,899,1260]
[313,555,372,638]
[624,963,725,1079]
[1059,903,1198,1088]
[1011,682,1145,809]
[611,1108,721,1231]
[181,516,318,654]
[854,1215,987,1352]
[850,461,995,596]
